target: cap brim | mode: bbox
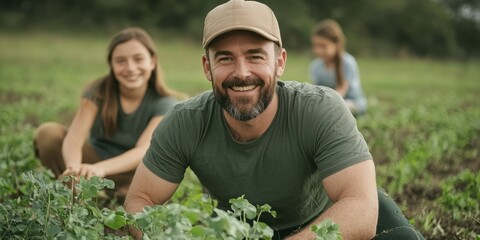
[203,26,279,48]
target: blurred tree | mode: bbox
[263,0,314,50]
[438,0,480,57]
[304,0,459,57]
[370,0,457,57]
[0,0,479,58]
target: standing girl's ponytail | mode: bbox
[311,19,346,89]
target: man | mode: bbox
[124,1,424,239]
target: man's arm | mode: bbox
[124,161,179,238]
[286,160,378,240]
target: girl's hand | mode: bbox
[59,165,80,179]
[77,164,107,179]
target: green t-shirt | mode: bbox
[144,80,372,230]
[84,86,177,159]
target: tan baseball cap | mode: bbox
[202,0,282,48]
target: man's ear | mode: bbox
[276,48,287,77]
[202,54,212,81]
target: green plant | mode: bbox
[415,209,445,237]
[228,195,276,239]
[130,195,277,239]
[439,170,480,220]
[311,219,342,240]
[0,172,277,240]
[0,130,39,200]
[0,171,128,239]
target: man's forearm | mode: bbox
[287,196,378,240]
[124,194,156,239]
[124,194,155,213]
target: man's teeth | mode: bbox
[231,85,256,91]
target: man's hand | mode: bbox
[128,225,142,240]
[284,230,315,240]
[124,162,180,239]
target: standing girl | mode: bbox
[34,27,184,200]
[310,19,367,116]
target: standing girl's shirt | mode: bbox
[309,52,367,115]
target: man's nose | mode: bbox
[232,59,251,79]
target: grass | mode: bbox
[1,29,479,239]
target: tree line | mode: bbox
[1,0,479,58]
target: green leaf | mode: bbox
[257,204,277,218]
[250,221,274,239]
[104,213,127,230]
[229,195,257,220]
[311,219,342,240]
[46,224,62,237]
[190,225,207,237]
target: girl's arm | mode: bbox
[86,116,163,177]
[339,54,361,98]
[335,81,349,97]
[62,98,98,174]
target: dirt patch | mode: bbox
[426,134,480,177]
[428,208,480,240]
[395,181,442,216]
[24,113,41,127]
[58,110,75,125]
[396,180,479,240]
[23,109,74,128]
[0,91,44,104]
[0,91,23,104]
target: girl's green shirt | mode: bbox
[84,86,177,159]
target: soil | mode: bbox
[395,134,480,239]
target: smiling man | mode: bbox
[124,1,424,239]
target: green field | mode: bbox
[1,30,479,239]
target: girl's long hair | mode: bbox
[86,27,186,137]
[312,19,346,88]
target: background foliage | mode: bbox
[1,0,480,57]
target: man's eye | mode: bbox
[249,55,263,60]
[218,57,233,62]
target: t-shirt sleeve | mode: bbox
[82,85,101,107]
[143,106,188,183]
[311,89,372,179]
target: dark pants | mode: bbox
[273,188,425,239]
[33,122,134,200]
[373,188,425,240]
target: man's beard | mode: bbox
[212,72,276,121]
